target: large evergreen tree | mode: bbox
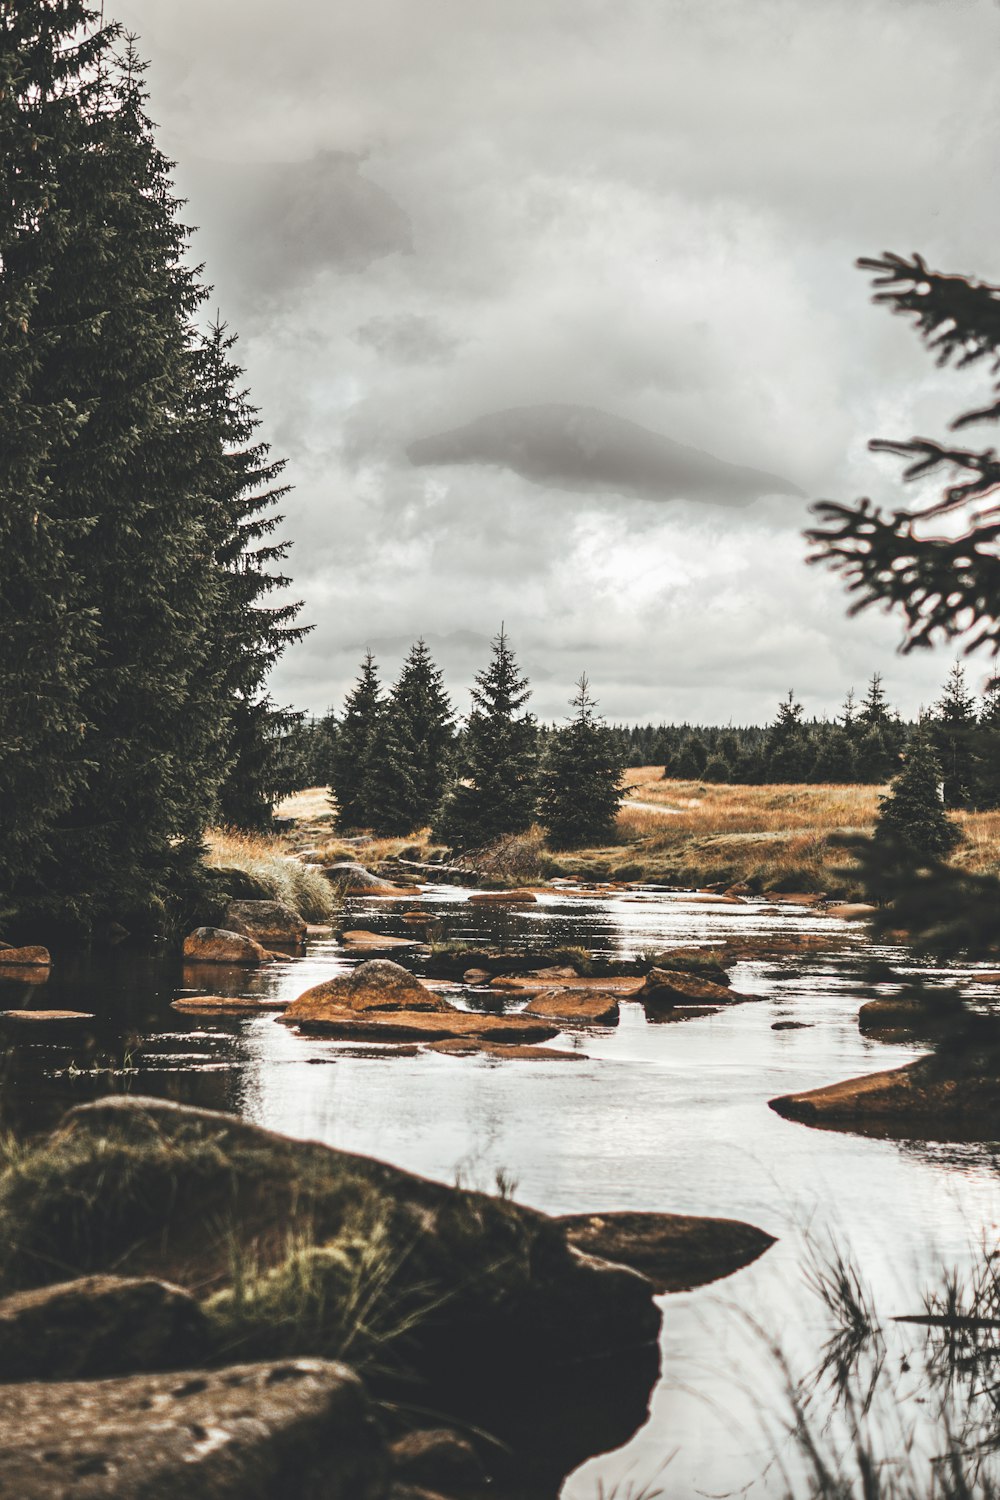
[195,322,308,829]
[435,628,538,849]
[537,675,625,847]
[0,1,109,926]
[330,652,383,830]
[765,691,811,782]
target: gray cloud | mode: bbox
[407,404,804,505]
[118,0,1000,723]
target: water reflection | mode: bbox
[0,889,997,1495]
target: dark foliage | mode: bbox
[537,676,625,847]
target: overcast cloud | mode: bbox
[119,0,1000,723]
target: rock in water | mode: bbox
[638,967,748,1016]
[224,900,307,946]
[0,1358,385,1499]
[286,957,448,1015]
[0,946,50,967]
[558,1211,776,1293]
[0,1276,208,1381]
[182,928,271,966]
[323,862,400,894]
[522,989,620,1025]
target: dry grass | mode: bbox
[202,827,339,921]
[274,787,335,824]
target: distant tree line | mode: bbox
[280,659,1000,836]
[0,10,304,937]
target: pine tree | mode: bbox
[434,628,538,849]
[0,2,109,924]
[536,675,625,847]
[671,735,707,780]
[365,640,455,836]
[972,677,1000,809]
[765,691,811,782]
[810,723,858,783]
[701,752,732,783]
[331,652,383,830]
[194,322,308,830]
[873,730,960,864]
[929,663,978,809]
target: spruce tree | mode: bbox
[536,675,625,847]
[765,691,811,782]
[365,640,455,836]
[873,731,960,864]
[434,628,538,849]
[331,652,383,830]
[810,723,858,783]
[194,322,308,829]
[0,2,109,924]
[929,663,978,809]
[671,735,707,780]
[972,678,1000,810]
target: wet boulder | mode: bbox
[286,958,448,1015]
[637,968,748,1017]
[323,862,403,894]
[468,889,538,905]
[224,900,307,947]
[0,1358,385,1500]
[281,1006,561,1045]
[522,988,620,1025]
[0,946,50,967]
[558,1211,776,1293]
[0,1275,208,1381]
[182,928,271,966]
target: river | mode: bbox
[1,884,997,1497]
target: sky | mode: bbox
[118,0,1000,725]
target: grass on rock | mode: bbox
[202,826,338,921]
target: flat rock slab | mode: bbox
[468,890,538,905]
[0,1358,385,1500]
[171,996,286,1016]
[522,989,620,1025]
[558,1211,776,1293]
[0,946,51,966]
[426,1038,581,1060]
[340,930,418,950]
[490,975,645,994]
[769,1053,1000,1141]
[281,1006,560,1044]
[0,1009,94,1023]
[286,958,448,1018]
[824,903,877,921]
[0,1275,207,1381]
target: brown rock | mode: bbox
[463,968,492,985]
[182,927,270,966]
[769,1050,1000,1140]
[323,861,404,895]
[857,995,966,1041]
[529,965,579,980]
[0,1358,385,1499]
[426,1038,580,1059]
[171,996,286,1016]
[522,989,620,1025]
[0,946,50,967]
[489,974,645,994]
[340,929,418,951]
[224,899,307,946]
[684,892,746,906]
[0,1009,94,1023]
[0,1275,208,1381]
[280,1006,560,1044]
[825,903,877,921]
[558,1211,776,1293]
[638,968,748,1015]
[286,958,448,1017]
[391,1428,487,1495]
[305,924,334,937]
[468,889,538,905]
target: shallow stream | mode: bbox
[1,886,997,1497]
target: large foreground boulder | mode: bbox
[0,1358,385,1500]
[0,1276,207,1381]
[286,957,448,1015]
[224,900,307,946]
[182,928,270,966]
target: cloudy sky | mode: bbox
[120,0,1000,724]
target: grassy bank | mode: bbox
[273,774,1000,898]
[202,827,339,921]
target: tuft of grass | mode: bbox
[202,826,338,922]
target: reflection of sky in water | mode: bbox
[2,887,997,1497]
